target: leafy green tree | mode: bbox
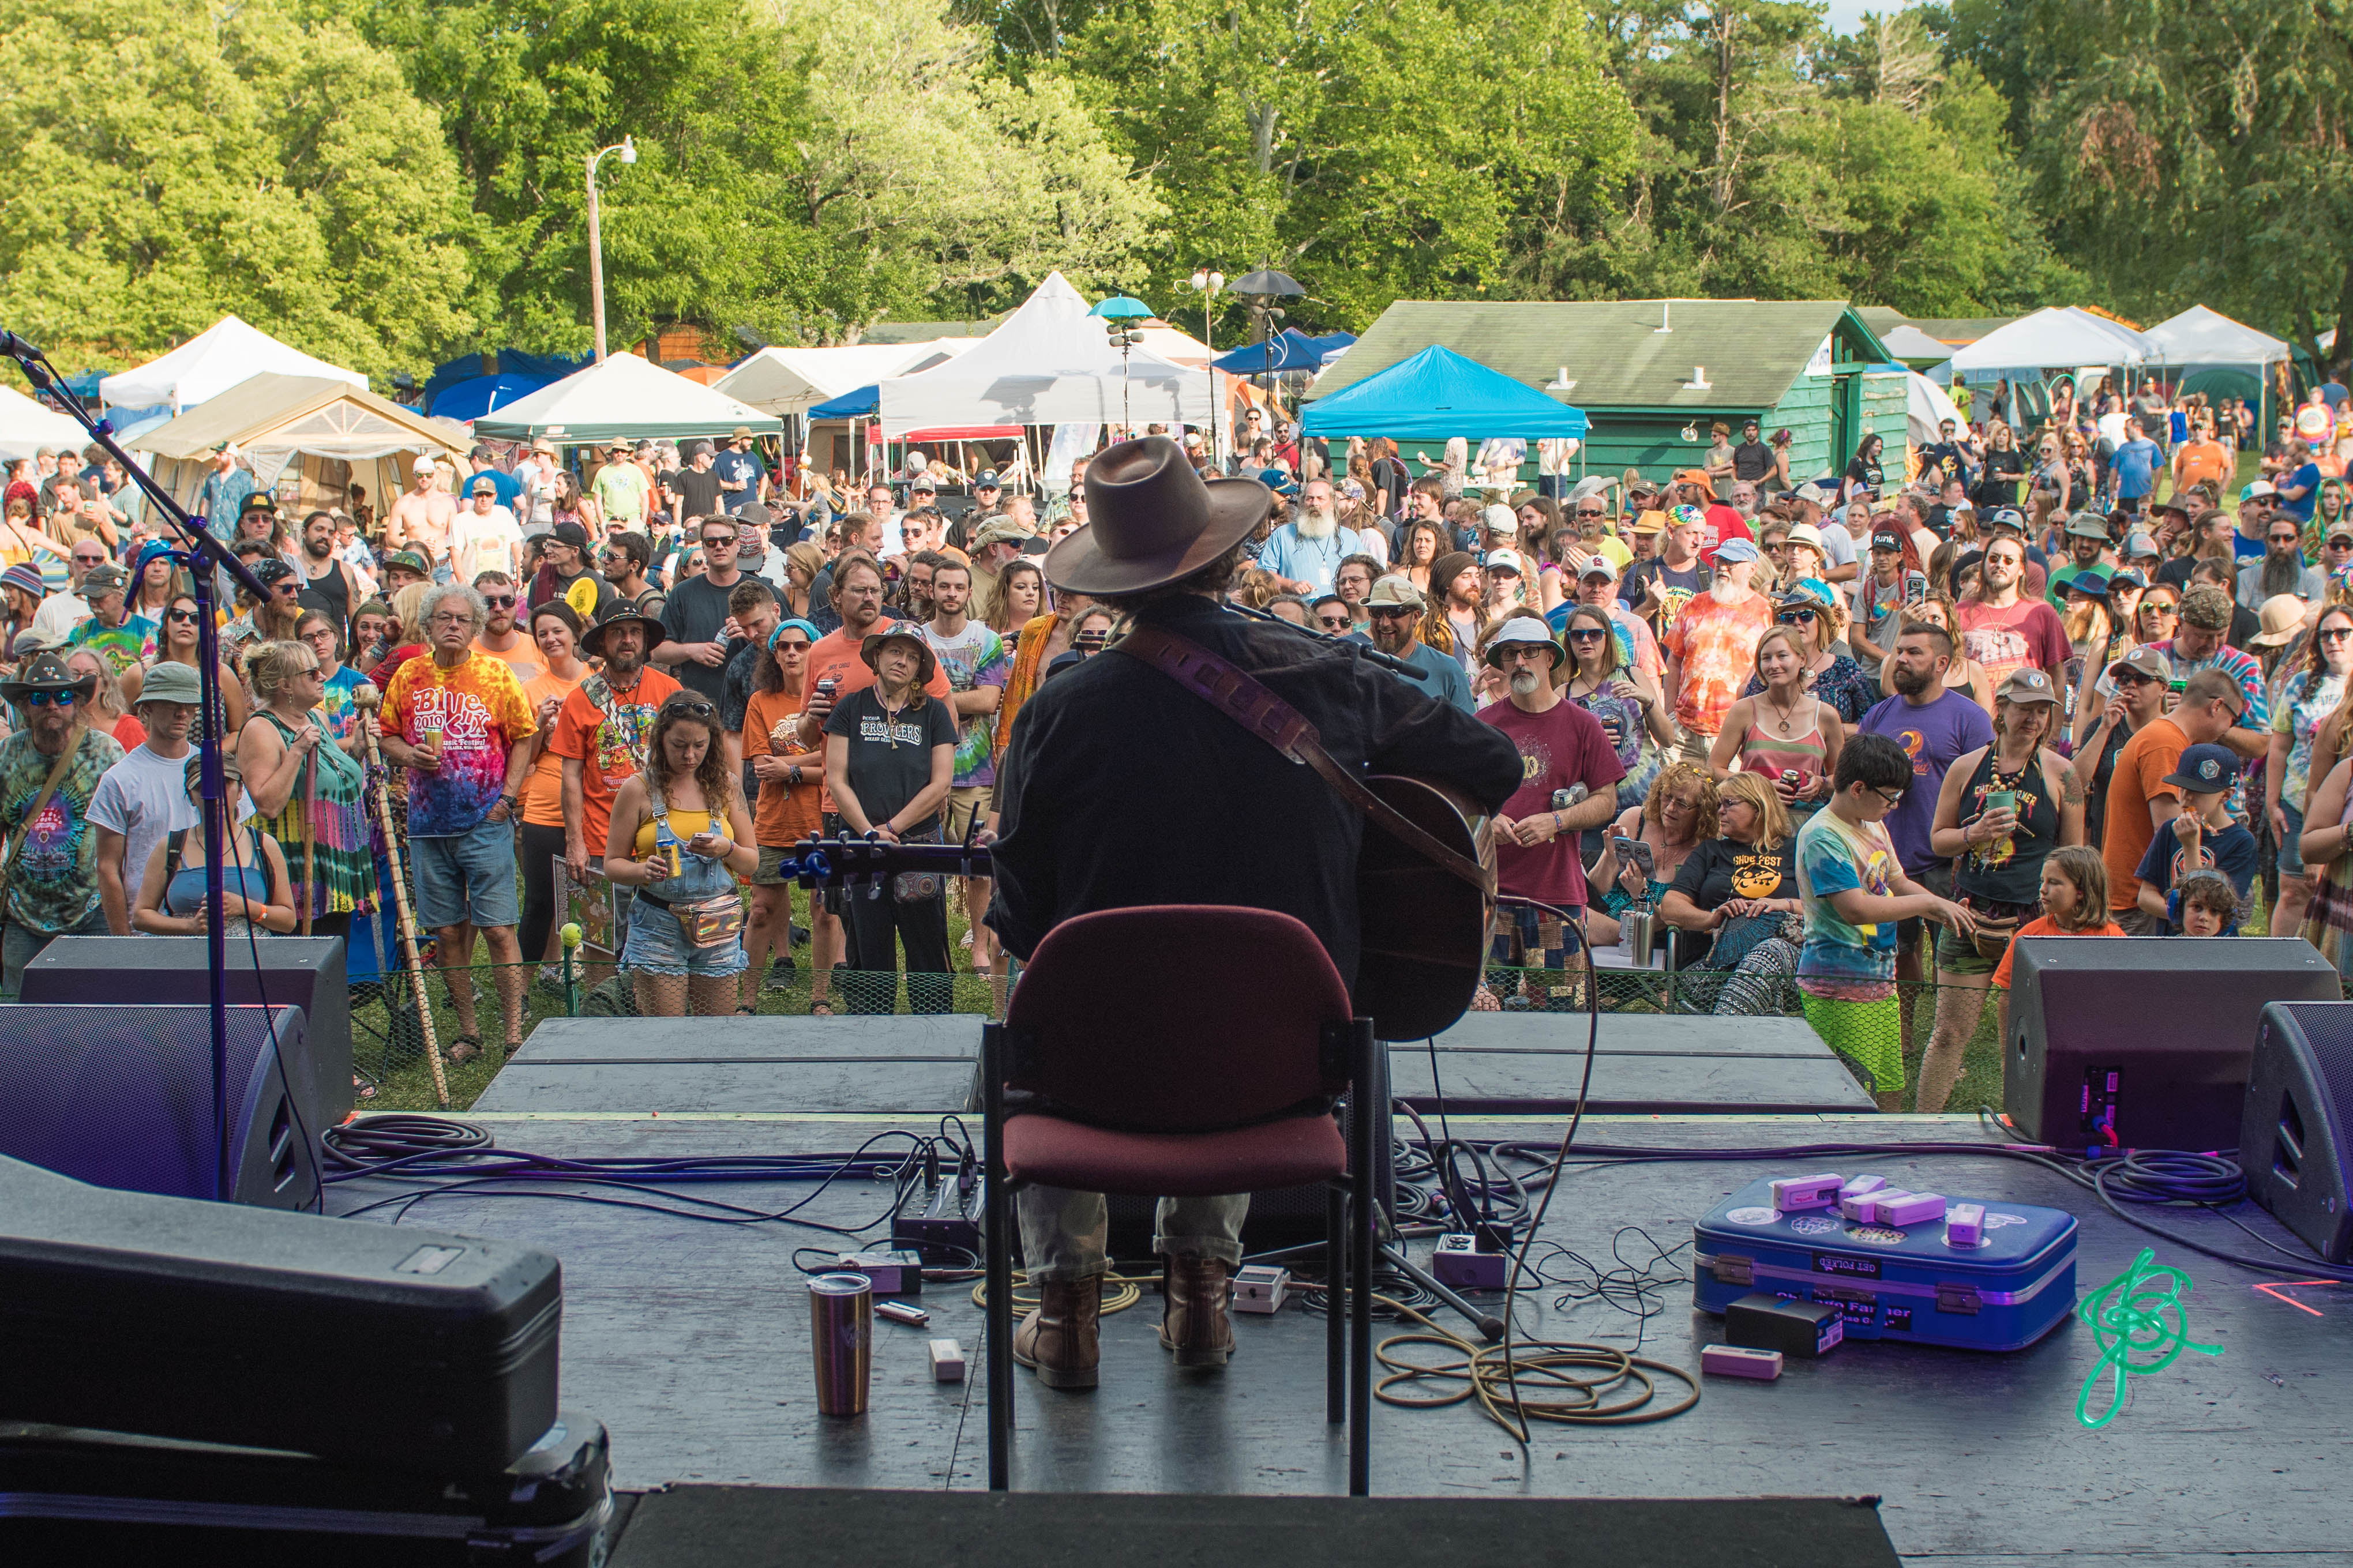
[0,0,476,380]
[1962,0,2353,376]
[1057,0,1638,333]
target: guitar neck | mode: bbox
[778,836,994,890]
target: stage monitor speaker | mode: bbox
[0,1003,321,1210]
[20,934,352,1120]
[2242,1002,2353,1264]
[2005,937,2340,1153]
[0,1153,562,1475]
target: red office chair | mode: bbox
[982,905,1378,1495]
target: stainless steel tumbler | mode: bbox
[809,1273,873,1416]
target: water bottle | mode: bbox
[653,817,683,881]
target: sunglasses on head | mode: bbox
[24,690,76,707]
[668,697,718,718]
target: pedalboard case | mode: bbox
[1692,1175,2077,1351]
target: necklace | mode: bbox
[1763,687,1803,736]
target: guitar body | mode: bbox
[1352,774,1496,1042]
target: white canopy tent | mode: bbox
[1948,307,2157,379]
[2144,305,2290,370]
[98,315,366,413]
[1881,324,1957,364]
[471,352,783,443]
[715,339,981,418]
[1905,372,1966,448]
[876,272,1214,437]
[0,383,95,461]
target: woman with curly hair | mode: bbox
[603,690,760,1017]
[1586,759,1717,950]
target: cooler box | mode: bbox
[1692,1175,2077,1351]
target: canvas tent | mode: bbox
[98,316,366,413]
[1301,345,1587,441]
[471,352,782,443]
[140,373,467,518]
[1949,307,2156,379]
[716,340,980,418]
[1881,325,1956,366]
[2145,305,2290,371]
[1905,373,1966,448]
[875,273,1213,436]
[0,384,93,461]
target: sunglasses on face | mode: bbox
[772,638,811,653]
[1315,615,1352,631]
[483,594,517,608]
[1567,628,1607,642]
[2271,535,2302,546]
[163,607,200,624]
[1367,606,1414,621]
[700,536,735,549]
[24,691,76,707]
[1777,609,1818,624]
[2322,627,2353,644]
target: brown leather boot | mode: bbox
[1158,1254,1235,1368]
[1011,1275,1100,1390]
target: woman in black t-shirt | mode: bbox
[823,625,960,1013]
[1657,772,1801,1016]
[1842,434,1886,502]
[1975,423,2025,510]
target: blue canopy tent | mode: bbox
[1213,328,1333,375]
[809,385,879,418]
[1300,345,1588,440]
[428,373,557,423]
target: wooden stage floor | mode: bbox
[324,1014,2350,1566]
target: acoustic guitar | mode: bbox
[774,783,1495,1041]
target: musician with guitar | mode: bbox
[985,437,1522,1393]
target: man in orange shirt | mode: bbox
[551,605,680,888]
[2101,667,2241,933]
[2171,422,2233,500]
[791,553,953,788]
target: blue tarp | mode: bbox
[1301,344,1587,440]
[429,373,556,423]
[809,385,879,418]
[1213,328,1330,375]
[421,349,589,415]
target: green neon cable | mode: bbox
[2074,1247,2223,1430]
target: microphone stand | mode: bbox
[2,329,279,1202]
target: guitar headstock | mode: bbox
[780,830,993,896]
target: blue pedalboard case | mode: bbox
[1692,1175,2078,1351]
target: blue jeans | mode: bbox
[2,905,110,998]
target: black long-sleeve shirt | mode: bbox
[986,593,1523,986]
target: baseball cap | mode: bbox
[974,469,1001,488]
[1483,549,1523,574]
[2161,742,2241,794]
[412,456,437,475]
[2122,531,2160,559]
[2058,569,2110,599]
[1671,468,1717,501]
[80,563,129,592]
[1483,504,1518,536]
[911,474,937,492]
[1869,529,1904,554]
[1997,667,2060,706]
[2107,568,2149,592]
[548,520,591,550]
[1365,575,1424,610]
[1566,475,1613,504]
[381,550,430,578]
[2242,480,2279,503]
[2106,646,2167,683]
[1986,507,2028,533]
[471,478,498,497]
[1577,556,1620,581]
[2177,582,2234,631]
[1712,536,1761,565]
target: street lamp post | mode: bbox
[586,136,637,363]
[1185,269,1225,465]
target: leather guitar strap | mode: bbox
[1114,622,1493,895]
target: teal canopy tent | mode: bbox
[1301,345,1586,440]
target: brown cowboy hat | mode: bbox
[1042,436,1271,596]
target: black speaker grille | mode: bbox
[2281,1003,2353,1112]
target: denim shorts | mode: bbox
[621,894,749,978]
[411,816,521,930]
[2280,800,2309,877]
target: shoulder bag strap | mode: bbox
[1113,622,1493,895]
[7,726,85,867]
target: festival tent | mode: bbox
[1301,345,1588,441]
[1214,328,1338,375]
[1135,323,1214,369]
[98,315,366,413]
[427,374,557,424]
[0,383,95,461]
[716,339,981,418]
[470,352,782,444]
[140,373,467,518]
[1905,371,1966,447]
[875,272,1214,436]
[1882,325,1956,366]
[2144,305,2290,372]
[1948,307,2156,378]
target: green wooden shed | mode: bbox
[1305,299,1908,488]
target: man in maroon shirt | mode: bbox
[1478,615,1626,1005]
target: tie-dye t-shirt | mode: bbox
[66,614,158,680]
[1795,809,1902,1000]
[382,652,536,836]
[920,621,1010,787]
[0,725,123,932]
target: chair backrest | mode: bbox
[1002,905,1354,1132]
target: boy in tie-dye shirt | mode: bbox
[1795,732,1975,1108]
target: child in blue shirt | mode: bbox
[2133,742,2257,932]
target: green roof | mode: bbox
[1305,300,1892,412]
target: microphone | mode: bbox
[0,328,28,359]
[1224,600,1419,675]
